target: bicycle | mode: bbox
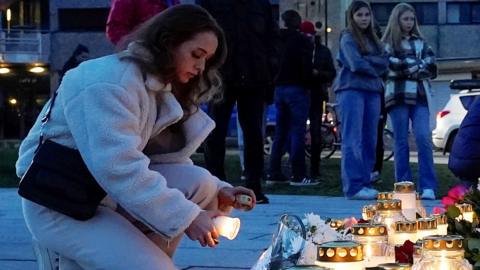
[305,102,394,161]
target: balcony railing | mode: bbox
[0,29,49,63]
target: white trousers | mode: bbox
[22,164,224,270]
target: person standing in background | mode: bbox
[106,0,179,45]
[199,0,279,204]
[267,10,317,187]
[333,0,388,200]
[382,3,438,200]
[59,44,89,83]
[299,20,336,179]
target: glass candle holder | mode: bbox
[412,235,472,270]
[413,242,422,265]
[372,199,408,236]
[393,181,417,221]
[456,203,475,223]
[378,263,412,270]
[330,219,344,230]
[315,241,364,270]
[416,217,437,241]
[362,204,376,221]
[391,220,418,246]
[432,214,448,235]
[213,216,240,240]
[351,224,392,267]
[378,192,394,201]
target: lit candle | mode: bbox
[362,204,376,221]
[377,192,393,200]
[315,241,364,270]
[372,199,407,238]
[432,214,448,235]
[351,224,388,267]
[416,217,437,241]
[392,181,416,221]
[391,221,417,245]
[213,216,240,240]
[456,203,474,223]
[378,262,413,270]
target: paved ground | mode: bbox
[0,189,440,270]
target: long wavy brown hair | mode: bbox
[346,0,383,55]
[117,4,227,116]
[382,3,424,53]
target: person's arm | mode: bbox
[384,43,420,80]
[417,41,437,80]
[106,0,136,45]
[315,47,336,84]
[339,33,381,77]
[63,83,200,240]
[301,37,314,86]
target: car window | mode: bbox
[460,95,480,110]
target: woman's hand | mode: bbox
[185,210,221,247]
[218,186,256,211]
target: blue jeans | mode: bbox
[337,90,380,197]
[388,103,437,191]
[269,86,310,180]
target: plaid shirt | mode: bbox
[384,35,437,109]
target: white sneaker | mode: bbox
[32,240,59,270]
[349,187,379,200]
[421,189,436,200]
[370,171,381,183]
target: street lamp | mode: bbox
[6,9,11,34]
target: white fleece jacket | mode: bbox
[16,53,230,239]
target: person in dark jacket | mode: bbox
[59,44,89,82]
[267,10,317,186]
[299,20,336,178]
[448,96,480,184]
[198,0,279,204]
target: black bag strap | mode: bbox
[35,91,58,153]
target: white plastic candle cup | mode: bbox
[213,216,240,240]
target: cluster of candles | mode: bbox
[312,181,475,270]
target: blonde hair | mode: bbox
[346,0,383,54]
[382,3,424,53]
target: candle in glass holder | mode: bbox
[351,224,393,267]
[362,204,376,221]
[412,235,472,270]
[392,181,416,221]
[391,221,417,245]
[432,214,448,235]
[315,241,364,270]
[372,199,407,237]
[456,203,474,223]
[213,216,240,240]
[377,192,393,201]
[329,219,344,230]
[416,217,437,241]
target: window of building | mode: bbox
[371,3,396,26]
[1,0,49,31]
[372,2,438,26]
[411,3,438,25]
[58,8,110,31]
[447,2,480,24]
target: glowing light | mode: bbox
[213,216,240,240]
[8,98,17,105]
[6,9,11,22]
[326,27,333,33]
[29,66,45,73]
[0,67,10,74]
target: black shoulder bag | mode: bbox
[18,92,106,221]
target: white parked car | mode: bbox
[432,80,480,153]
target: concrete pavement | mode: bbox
[0,188,441,270]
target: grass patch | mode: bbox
[191,153,460,198]
[0,147,461,197]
